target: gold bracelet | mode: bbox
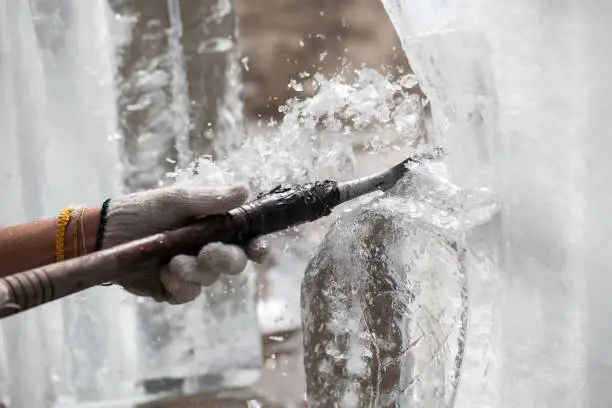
[72,208,79,258]
[56,207,74,262]
[76,208,87,256]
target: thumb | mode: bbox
[172,184,250,219]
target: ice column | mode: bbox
[380,0,612,407]
[108,0,262,400]
[108,0,245,190]
[0,3,53,407]
[177,0,245,158]
[108,0,183,192]
[473,2,608,406]
[0,1,127,407]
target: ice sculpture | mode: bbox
[301,161,499,407]
[381,0,612,407]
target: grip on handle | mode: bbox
[0,214,235,318]
[0,268,54,317]
[0,181,343,319]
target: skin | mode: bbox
[0,207,101,278]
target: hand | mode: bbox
[102,184,268,304]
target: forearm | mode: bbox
[0,208,101,278]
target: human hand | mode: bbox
[101,185,268,304]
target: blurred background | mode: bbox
[237,0,410,118]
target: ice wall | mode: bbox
[382,0,612,407]
[0,1,125,407]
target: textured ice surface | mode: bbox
[382,0,612,407]
[381,0,498,193]
[301,163,500,407]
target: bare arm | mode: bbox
[0,208,101,278]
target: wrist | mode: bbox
[62,207,101,259]
[94,199,111,251]
[86,207,101,254]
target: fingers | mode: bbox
[167,254,220,286]
[159,275,201,305]
[172,185,250,219]
[161,257,203,304]
[245,236,269,264]
[162,243,251,303]
[198,243,248,275]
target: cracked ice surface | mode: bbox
[302,162,500,407]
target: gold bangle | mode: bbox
[56,207,74,262]
[73,208,79,258]
[76,208,87,256]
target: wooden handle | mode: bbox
[0,214,234,318]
